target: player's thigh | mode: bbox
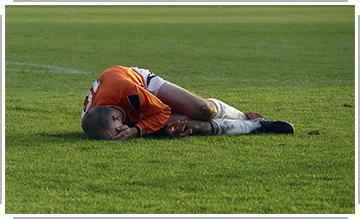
[157,82,217,120]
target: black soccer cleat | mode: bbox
[257,120,294,134]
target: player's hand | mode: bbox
[111,125,138,140]
[164,120,193,137]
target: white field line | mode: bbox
[5,61,93,75]
[5,61,354,84]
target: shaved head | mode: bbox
[81,106,117,139]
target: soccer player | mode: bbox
[81,66,294,140]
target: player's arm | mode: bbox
[115,119,193,139]
[111,125,139,140]
[111,85,172,140]
[151,115,193,137]
[134,88,172,136]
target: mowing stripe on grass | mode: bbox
[6,61,354,84]
[162,76,354,84]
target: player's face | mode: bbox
[97,107,124,140]
[97,128,120,140]
[108,117,125,139]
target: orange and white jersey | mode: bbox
[82,66,171,136]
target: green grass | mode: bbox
[5,5,355,214]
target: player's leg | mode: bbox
[211,118,294,135]
[166,114,264,136]
[207,98,247,120]
[166,114,213,135]
[134,67,252,121]
[157,82,250,121]
[133,67,218,120]
[157,82,218,121]
[210,118,262,135]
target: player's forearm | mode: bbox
[128,127,139,138]
[112,126,139,140]
[136,112,171,136]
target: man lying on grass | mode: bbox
[81,66,294,140]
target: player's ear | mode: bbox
[113,115,122,121]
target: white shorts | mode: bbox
[131,67,167,96]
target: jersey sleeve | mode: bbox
[116,80,170,136]
[132,85,171,136]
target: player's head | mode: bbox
[81,106,124,140]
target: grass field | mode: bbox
[5,5,355,214]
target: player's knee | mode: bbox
[196,101,217,120]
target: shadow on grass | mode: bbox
[5,131,176,147]
[42,131,88,140]
[5,131,88,147]
[6,130,297,147]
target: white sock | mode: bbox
[210,118,262,135]
[208,98,247,120]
